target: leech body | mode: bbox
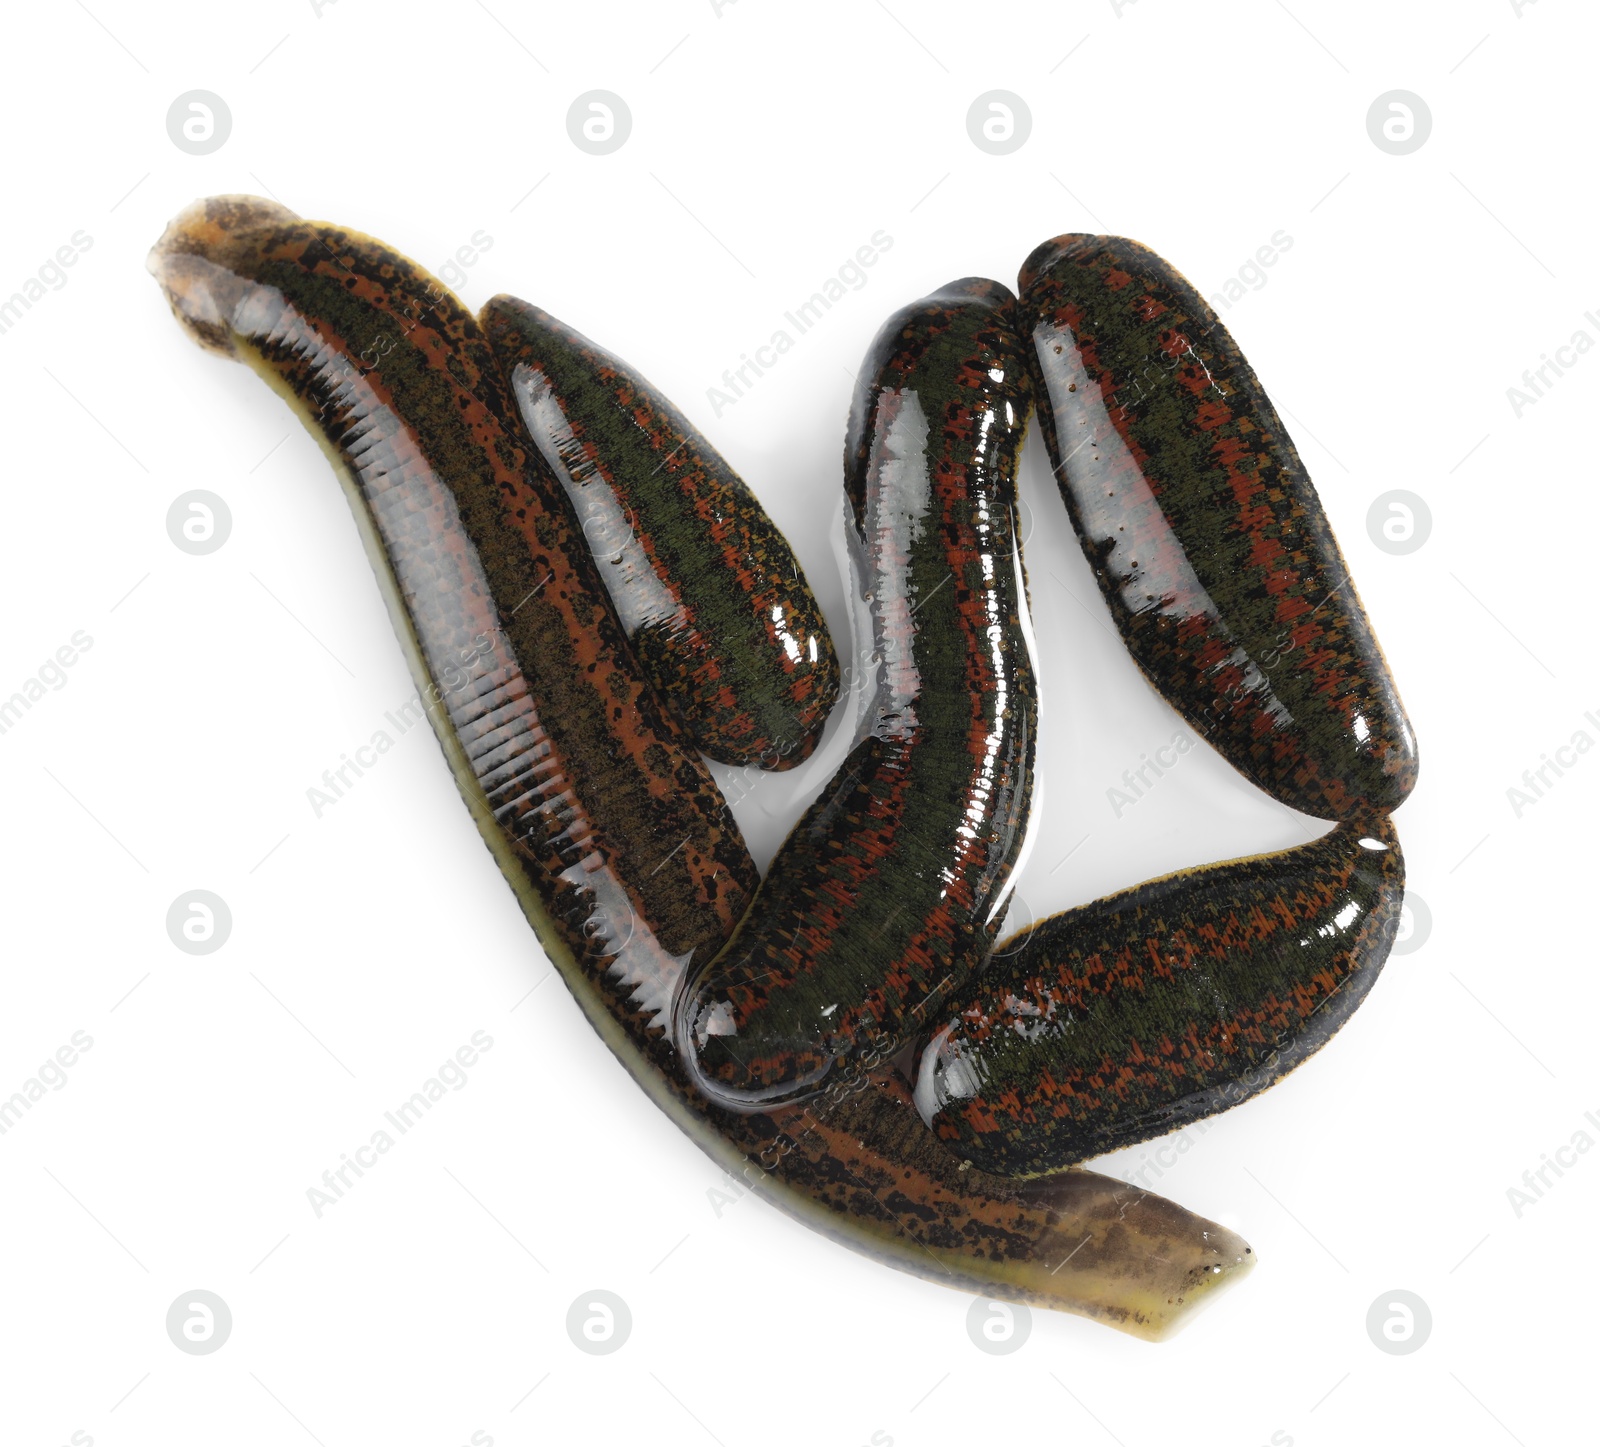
[150,201,1251,1338]
[1018,234,1417,820]
[148,197,756,1023]
[919,815,1404,1177]
[482,296,839,770]
[681,279,1039,1111]
[738,1073,1253,1338]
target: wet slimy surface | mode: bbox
[681,279,1038,1111]
[482,296,839,770]
[1018,233,1417,821]
[920,816,1404,1177]
[149,202,1250,1338]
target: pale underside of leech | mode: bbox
[331,427,1255,1338]
[148,199,1258,1338]
[320,433,1256,1338]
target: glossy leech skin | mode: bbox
[150,201,1252,1338]
[1017,234,1418,821]
[918,815,1404,1178]
[680,278,1039,1111]
[480,296,839,770]
[146,196,756,1021]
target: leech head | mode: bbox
[1017,233,1097,295]
[913,1023,984,1130]
[675,980,837,1115]
[148,195,300,357]
[925,275,1018,313]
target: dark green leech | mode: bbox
[481,297,839,770]
[147,195,756,1029]
[918,815,1404,1178]
[150,201,1251,1338]
[1018,234,1417,821]
[681,278,1038,1110]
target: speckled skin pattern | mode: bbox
[149,202,1253,1339]
[1017,234,1418,821]
[147,196,755,1012]
[481,297,839,770]
[680,279,1038,1112]
[921,816,1404,1177]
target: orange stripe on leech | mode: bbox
[288,254,743,903]
[262,300,692,960]
[393,367,672,774]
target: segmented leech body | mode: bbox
[680,279,1038,1111]
[919,815,1404,1177]
[148,197,757,1026]
[1017,234,1417,821]
[150,201,1253,1339]
[482,297,839,769]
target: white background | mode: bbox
[1,1,1594,1444]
